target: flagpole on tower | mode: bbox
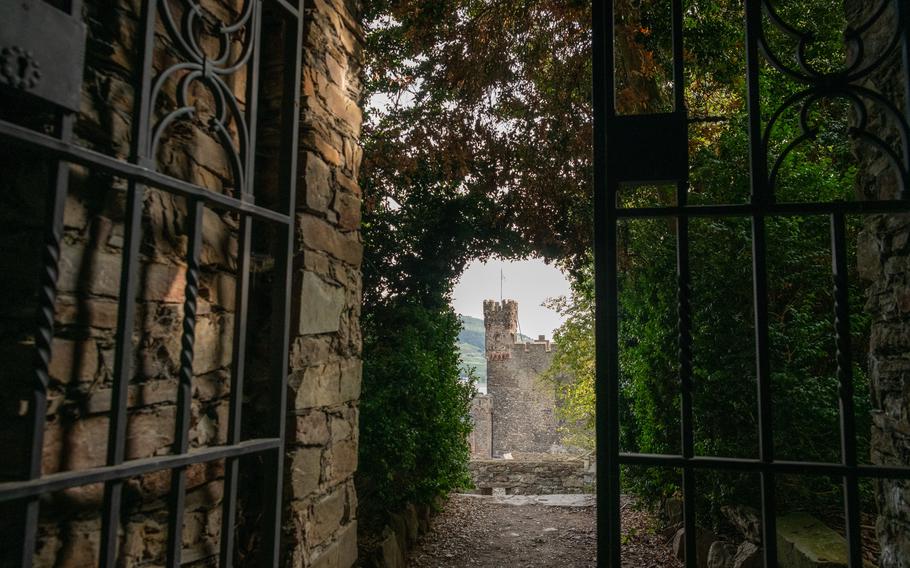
[500,268,504,301]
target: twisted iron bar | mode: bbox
[31,215,61,417]
[677,272,693,395]
[179,250,200,396]
[166,198,204,567]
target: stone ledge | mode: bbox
[468,458,595,495]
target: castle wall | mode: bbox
[487,342,561,456]
[469,395,492,459]
[482,300,561,457]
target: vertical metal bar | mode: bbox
[165,199,205,568]
[593,0,620,566]
[671,0,685,113]
[99,0,158,564]
[897,0,910,199]
[99,181,144,567]
[261,5,303,564]
[671,0,697,564]
[679,209,697,568]
[18,2,86,565]
[244,0,263,196]
[21,94,78,568]
[831,212,862,568]
[220,3,262,563]
[744,2,778,565]
[219,215,252,568]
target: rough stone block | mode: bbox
[330,409,354,444]
[857,228,884,281]
[201,271,236,310]
[290,447,322,499]
[192,313,234,375]
[323,438,357,486]
[55,297,120,329]
[311,486,347,546]
[338,358,362,402]
[201,208,238,268]
[303,129,343,167]
[57,241,122,297]
[732,541,762,568]
[43,406,176,476]
[335,172,361,197]
[337,520,358,568]
[303,152,334,212]
[673,526,717,567]
[298,214,363,266]
[298,272,345,335]
[140,263,187,303]
[389,512,407,563]
[126,407,178,460]
[292,363,342,409]
[308,520,358,568]
[49,338,99,383]
[333,190,361,230]
[380,525,404,568]
[722,505,762,544]
[294,409,331,446]
[707,541,737,568]
[324,82,362,134]
[776,513,854,568]
[290,336,334,368]
[55,520,102,568]
[404,504,419,546]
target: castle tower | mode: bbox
[482,299,562,456]
[483,299,518,360]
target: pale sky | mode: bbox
[451,258,571,339]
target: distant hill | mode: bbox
[457,315,533,386]
[458,315,487,384]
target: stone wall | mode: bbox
[469,395,492,459]
[284,0,364,565]
[0,0,364,566]
[468,459,594,495]
[846,1,910,566]
[483,300,561,456]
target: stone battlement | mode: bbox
[483,298,519,315]
[518,340,552,353]
[484,299,518,355]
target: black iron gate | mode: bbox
[0,0,302,566]
[594,1,910,566]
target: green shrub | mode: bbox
[357,300,475,515]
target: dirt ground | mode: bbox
[407,494,680,568]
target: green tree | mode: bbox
[363,0,876,528]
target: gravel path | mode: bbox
[408,494,680,567]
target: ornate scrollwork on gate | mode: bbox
[149,0,258,196]
[757,0,910,199]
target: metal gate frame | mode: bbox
[593,1,910,566]
[0,0,303,566]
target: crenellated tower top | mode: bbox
[483,299,518,359]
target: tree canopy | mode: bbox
[360,0,881,529]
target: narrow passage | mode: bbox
[408,494,680,567]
